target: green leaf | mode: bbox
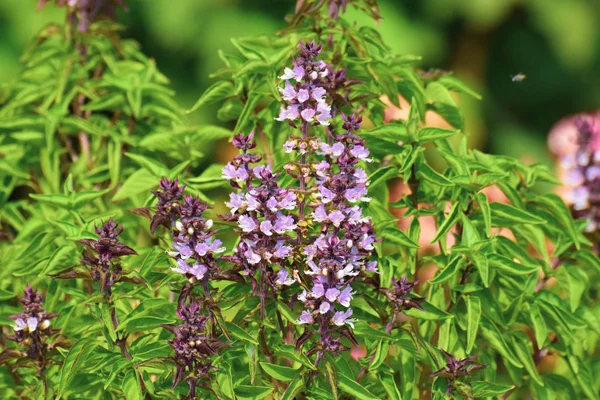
[379,371,402,400]
[479,318,523,368]
[72,189,109,209]
[487,253,539,276]
[381,227,420,249]
[529,303,547,348]
[113,169,158,202]
[29,193,70,208]
[465,295,481,353]
[404,300,453,320]
[567,356,599,400]
[353,321,392,341]
[369,166,398,191]
[471,381,514,397]
[101,303,117,343]
[259,362,298,382]
[512,332,544,386]
[234,384,274,400]
[475,192,491,237]
[122,370,143,400]
[282,376,305,400]
[425,82,463,130]
[233,92,262,134]
[338,373,381,400]
[57,339,97,399]
[430,202,460,244]
[417,161,453,187]
[125,153,168,177]
[187,81,233,113]
[564,268,586,312]
[276,300,299,325]
[360,123,410,157]
[490,202,544,225]
[534,194,579,249]
[429,256,464,284]
[224,322,258,345]
[438,76,482,100]
[325,358,339,400]
[417,127,458,143]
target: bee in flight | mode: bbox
[511,73,526,82]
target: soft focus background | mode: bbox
[2,0,599,166]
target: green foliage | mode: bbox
[0,1,598,400]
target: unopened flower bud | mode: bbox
[175,221,184,232]
[40,320,51,330]
[205,219,214,229]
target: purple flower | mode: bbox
[298,310,314,324]
[332,309,355,328]
[170,243,193,259]
[318,185,336,203]
[319,302,332,314]
[226,193,245,214]
[278,191,297,210]
[283,140,296,153]
[273,213,297,233]
[328,210,345,227]
[312,87,326,100]
[280,66,305,81]
[301,108,316,122]
[194,239,225,256]
[275,269,295,286]
[260,220,274,236]
[297,89,310,103]
[276,105,300,121]
[239,215,257,232]
[338,286,353,307]
[325,288,341,302]
[280,81,297,101]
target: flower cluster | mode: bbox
[276,41,332,126]
[148,178,226,285]
[79,218,137,295]
[431,350,486,395]
[561,115,600,232]
[295,113,377,330]
[222,132,297,287]
[9,286,58,362]
[165,297,225,393]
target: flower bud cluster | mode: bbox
[150,178,225,284]
[9,286,57,362]
[79,218,137,295]
[168,297,225,387]
[382,277,425,313]
[561,116,600,232]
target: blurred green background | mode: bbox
[1,0,599,165]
